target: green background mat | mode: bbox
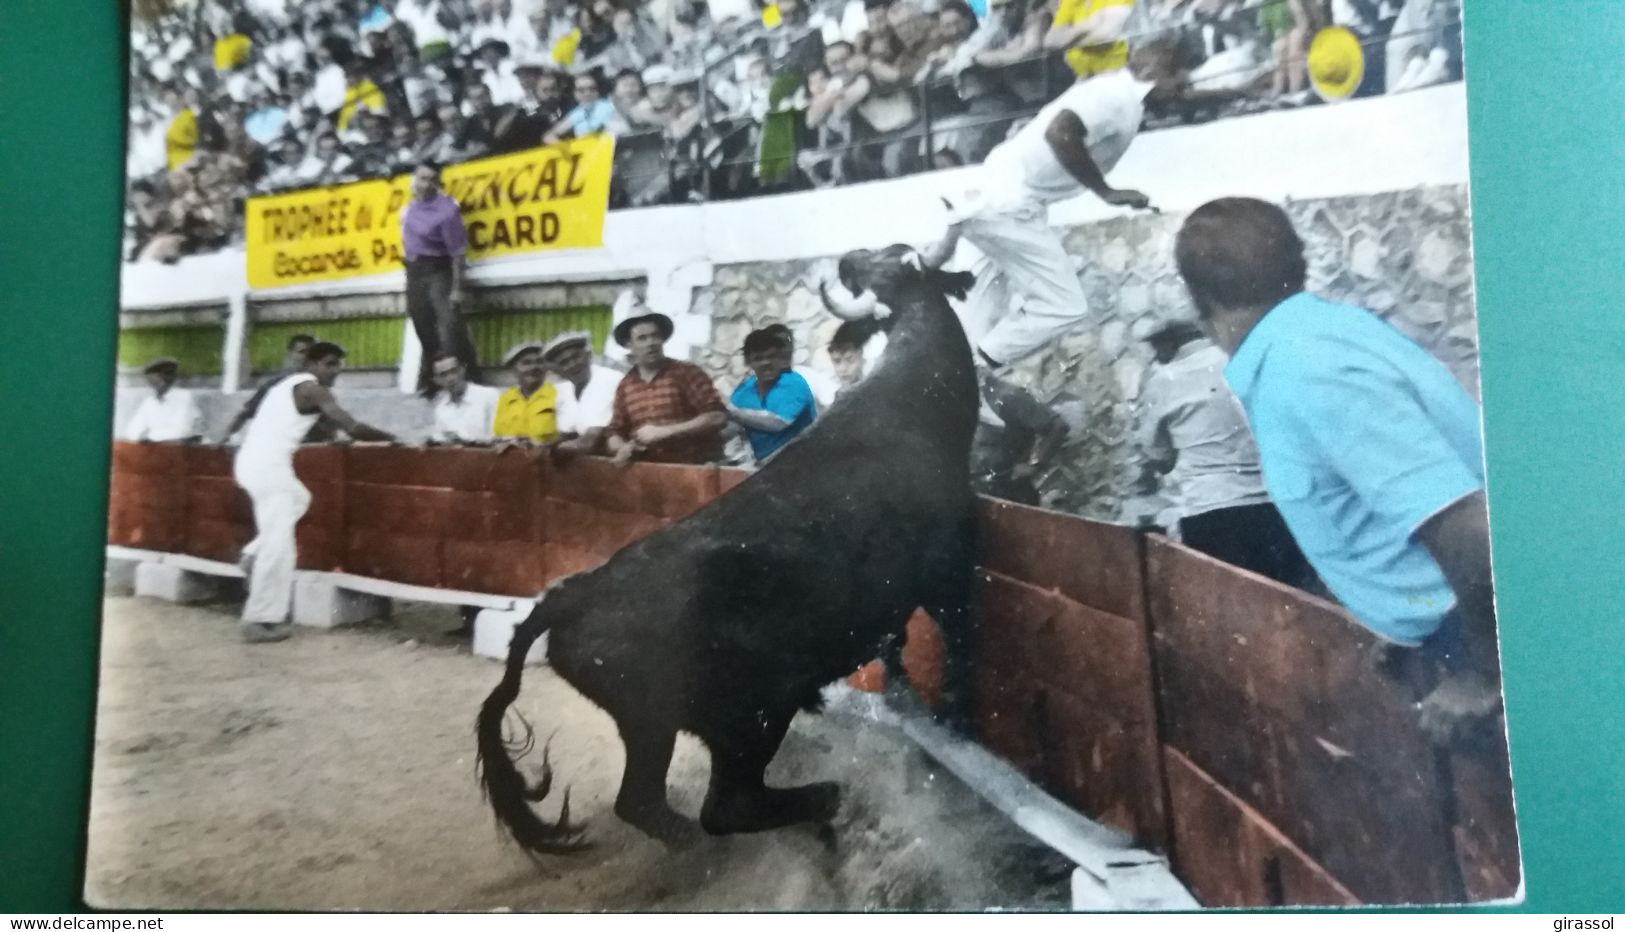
[2,0,1620,913]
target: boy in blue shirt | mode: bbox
[727,328,818,463]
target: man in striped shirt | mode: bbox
[604,309,727,467]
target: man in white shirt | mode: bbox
[1135,320,1312,589]
[544,331,622,455]
[428,353,501,444]
[925,37,1185,368]
[123,358,204,443]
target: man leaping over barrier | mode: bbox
[922,37,1188,368]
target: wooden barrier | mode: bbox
[104,443,1518,906]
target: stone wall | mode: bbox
[693,185,1481,523]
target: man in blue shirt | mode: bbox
[727,328,818,463]
[1174,197,1501,744]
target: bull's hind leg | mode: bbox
[699,707,840,836]
[611,714,696,846]
[919,507,978,732]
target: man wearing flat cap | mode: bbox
[1135,317,1312,590]
[123,358,204,443]
[543,331,621,455]
[604,307,727,467]
[492,341,560,444]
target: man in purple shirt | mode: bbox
[402,160,478,395]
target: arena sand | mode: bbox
[84,596,1073,911]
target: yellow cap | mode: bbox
[1308,26,1365,102]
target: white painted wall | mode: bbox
[120,83,1468,366]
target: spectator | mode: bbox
[234,341,395,643]
[849,30,925,178]
[1044,0,1135,79]
[428,353,502,444]
[727,328,819,463]
[163,86,201,171]
[761,323,842,411]
[386,119,419,172]
[630,64,695,131]
[492,341,561,444]
[459,80,505,155]
[476,37,527,105]
[1135,319,1314,587]
[881,0,942,75]
[605,307,728,466]
[1263,0,1326,101]
[544,331,623,455]
[924,37,1183,368]
[799,53,863,186]
[123,358,204,443]
[295,131,357,185]
[825,318,877,403]
[260,137,308,191]
[493,62,569,150]
[401,159,479,394]
[1175,196,1500,743]
[968,0,1046,70]
[609,6,667,72]
[337,57,389,130]
[545,71,622,141]
[311,40,350,115]
[917,0,1025,162]
[411,111,459,163]
[611,69,659,131]
[244,86,290,145]
[348,110,396,175]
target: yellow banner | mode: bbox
[244,135,615,290]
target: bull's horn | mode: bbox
[819,280,879,321]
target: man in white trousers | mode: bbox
[234,342,396,643]
[927,37,1187,368]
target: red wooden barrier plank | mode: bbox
[1164,748,1358,908]
[637,463,720,519]
[1146,535,1468,904]
[977,568,1167,847]
[978,498,1143,621]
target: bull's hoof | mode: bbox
[699,782,843,836]
[615,798,700,848]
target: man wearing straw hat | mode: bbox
[122,357,204,443]
[542,330,621,455]
[492,341,560,445]
[603,301,727,467]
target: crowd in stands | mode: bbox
[123,0,1461,261]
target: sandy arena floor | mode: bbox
[84,595,1073,911]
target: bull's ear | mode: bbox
[900,250,924,272]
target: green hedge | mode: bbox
[117,324,223,376]
[249,317,406,373]
[467,305,611,369]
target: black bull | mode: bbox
[477,247,982,853]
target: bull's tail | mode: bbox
[475,601,588,855]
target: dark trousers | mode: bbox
[1179,501,1317,591]
[404,256,478,394]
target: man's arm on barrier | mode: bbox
[293,381,397,442]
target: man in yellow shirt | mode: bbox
[492,342,559,443]
[1044,0,1135,78]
